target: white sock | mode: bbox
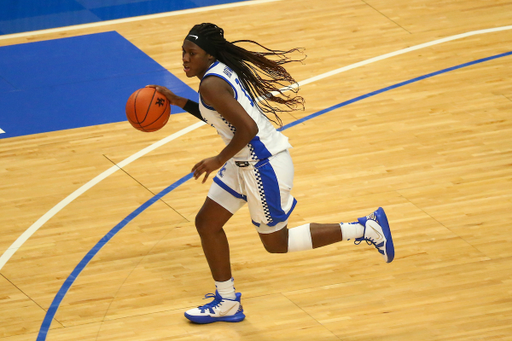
[287,223,313,252]
[215,278,236,300]
[340,222,364,241]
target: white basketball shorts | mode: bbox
[207,150,297,234]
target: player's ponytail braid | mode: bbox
[187,23,305,126]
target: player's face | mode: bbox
[182,40,214,79]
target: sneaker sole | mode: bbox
[184,311,246,324]
[375,207,394,263]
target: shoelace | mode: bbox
[198,293,222,313]
[354,225,385,255]
[354,224,372,245]
[354,237,374,246]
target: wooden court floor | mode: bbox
[1,0,512,340]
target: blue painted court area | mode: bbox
[0,31,197,139]
[0,0,250,35]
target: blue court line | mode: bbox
[37,50,512,340]
[36,173,193,341]
[279,50,512,131]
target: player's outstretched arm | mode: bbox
[146,85,203,121]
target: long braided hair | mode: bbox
[186,23,305,126]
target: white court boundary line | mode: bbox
[290,25,512,89]
[0,122,205,270]
[1,24,512,271]
[0,0,282,41]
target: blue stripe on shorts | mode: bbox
[213,176,247,201]
[254,159,296,227]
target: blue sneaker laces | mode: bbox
[198,292,223,314]
[354,223,386,256]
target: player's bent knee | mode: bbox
[194,198,234,236]
[259,227,289,253]
[194,213,212,235]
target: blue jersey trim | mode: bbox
[200,62,238,110]
[205,73,238,100]
[213,176,247,201]
[200,95,215,111]
[206,60,220,71]
[249,136,273,160]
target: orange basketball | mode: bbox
[126,88,170,132]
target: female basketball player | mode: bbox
[148,23,394,324]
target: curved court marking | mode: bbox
[37,50,512,341]
[0,121,205,271]
[297,25,512,87]
[1,25,512,272]
[0,0,282,41]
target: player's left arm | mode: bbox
[192,76,258,183]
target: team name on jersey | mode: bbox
[223,66,233,78]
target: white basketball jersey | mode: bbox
[199,61,292,162]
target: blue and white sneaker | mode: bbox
[356,207,395,263]
[184,291,245,324]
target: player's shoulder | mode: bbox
[205,61,236,80]
[200,74,232,100]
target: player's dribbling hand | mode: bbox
[145,85,183,107]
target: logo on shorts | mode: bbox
[219,163,227,177]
